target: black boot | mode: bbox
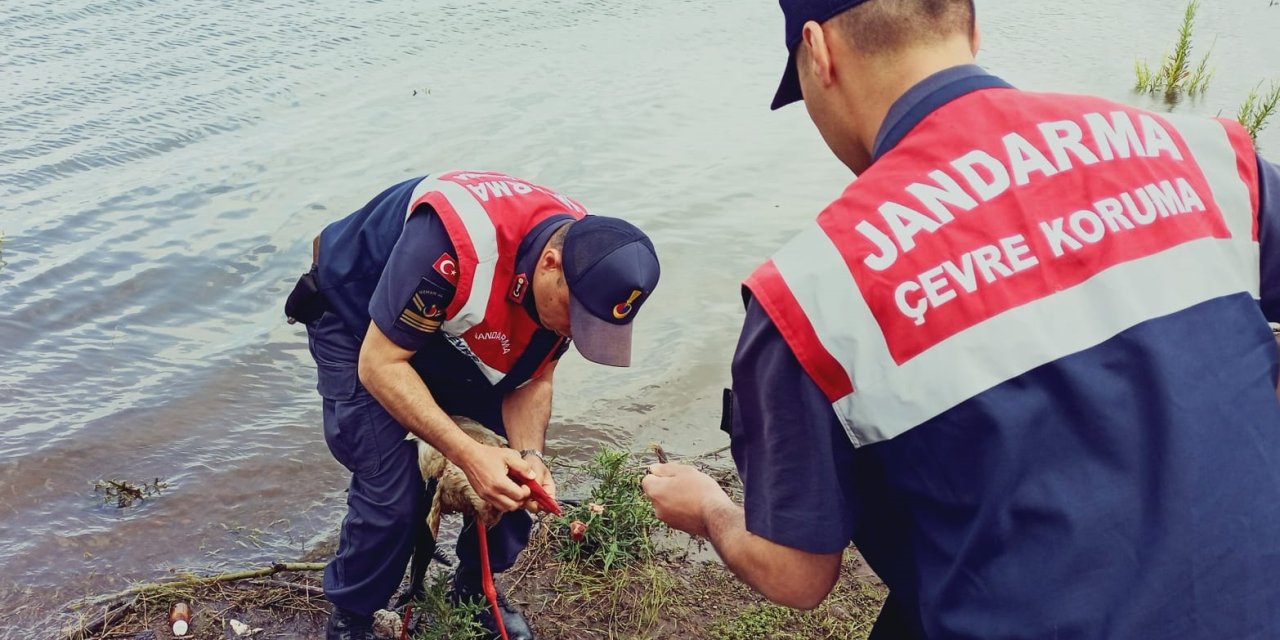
[449,573,535,640]
[325,607,376,640]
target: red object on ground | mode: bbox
[508,470,562,515]
[400,604,413,640]
[569,520,587,542]
[477,524,510,640]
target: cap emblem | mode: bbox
[612,289,643,319]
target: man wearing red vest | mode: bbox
[644,1,1280,638]
[289,170,660,640]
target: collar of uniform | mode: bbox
[514,214,576,324]
[871,64,1013,162]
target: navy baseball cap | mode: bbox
[772,0,872,110]
[562,216,660,367]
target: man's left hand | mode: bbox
[642,463,731,538]
[522,455,557,514]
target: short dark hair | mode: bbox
[833,0,974,56]
[548,220,572,251]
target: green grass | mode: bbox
[1237,81,1280,144]
[1135,0,1213,97]
[549,557,679,636]
[408,571,488,640]
[551,449,659,571]
[706,579,886,640]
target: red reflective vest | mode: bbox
[746,89,1261,446]
[407,170,586,386]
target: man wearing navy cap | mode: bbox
[288,170,659,640]
[646,1,1280,638]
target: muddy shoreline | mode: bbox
[55,461,887,640]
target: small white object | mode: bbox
[171,619,189,636]
[229,618,261,636]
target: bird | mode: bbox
[414,416,508,539]
[400,416,559,640]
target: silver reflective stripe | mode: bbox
[771,225,878,446]
[407,175,500,335]
[443,333,506,385]
[407,175,506,385]
[1163,113,1260,297]
[775,120,1258,448]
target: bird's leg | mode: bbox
[397,478,439,609]
[477,523,510,640]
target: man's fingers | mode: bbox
[486,489,524,512]
[646,462,682,477]
[503,476,532,503]
[504,449,536,479]
[480,472,530,511]
[480,488,518,512]
[641,470,662,494]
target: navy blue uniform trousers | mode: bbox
[307,311,533,615]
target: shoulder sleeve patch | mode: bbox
[396,275,452,335]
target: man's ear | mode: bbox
[971,20,982,56]
[801,20,836,87]
[540,247,563,273]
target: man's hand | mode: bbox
[522,455,558,514]
[643,462,842,609]
[458,444,533,512]
[642,463,733,538]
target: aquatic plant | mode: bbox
[1135,0,1213,98]
[1237,81,1280,145]
[92,477,169,508]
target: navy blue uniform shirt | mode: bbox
[317,178,570,389]
[369,209,458,350]
[731,65,1280,639]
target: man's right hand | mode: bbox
[458,444,534,512]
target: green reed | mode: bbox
[1238,81,1280,144]
[1135,0,1213,97]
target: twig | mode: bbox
[647,442,669,464]
[58,600,136,640]
[71,562,327,609]
[247,578,325,597]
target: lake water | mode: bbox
[1,0,1277,635]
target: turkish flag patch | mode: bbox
[432,252,459,285]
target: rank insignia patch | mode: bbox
[398,277,449,334]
